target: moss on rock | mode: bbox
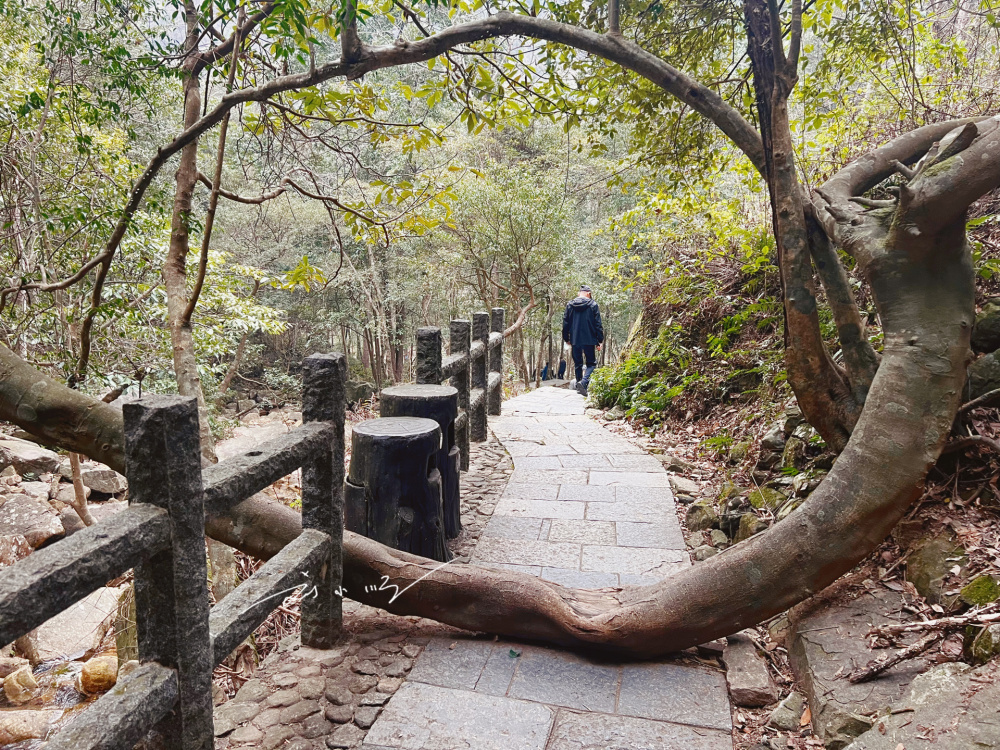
[960,575,1000,606]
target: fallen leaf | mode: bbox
[930,604,944,614]
[800,706,812,726]
[883,580,904,591]
[896,744,905,750]
[508,648,521,658]
[449,642,457,650]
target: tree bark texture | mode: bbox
[163,4,217,464]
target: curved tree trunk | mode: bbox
[1,4,997,657]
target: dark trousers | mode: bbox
[571,345,596,383]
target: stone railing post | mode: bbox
[470,312,489,442]
[415,326,443,385]
[488,307,505,415]
[449,319,471,470]
[300,353,346,648]
[124,396,212,750]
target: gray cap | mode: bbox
[580,284,591,292]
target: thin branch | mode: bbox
[847,631,942,683]
[942,434,1000,455]
[183,8,245,325]
[960,387,1000,413]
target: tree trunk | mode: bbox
[163,7,217,464]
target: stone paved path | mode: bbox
[364,386,734,750]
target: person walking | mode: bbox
[562,284,604,396]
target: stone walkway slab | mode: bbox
[365,386,732,749]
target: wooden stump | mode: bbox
[344,417,450,562]
[380,384,462,538]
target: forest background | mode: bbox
[2,0,999,454]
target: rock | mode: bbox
[279,699,320,724]
[348,674,378,693]
[692,544,718,561]
[603,405,627,421]
[776,497,804,521]
[748,487,786,510]
[383,658,410,678]
[0,438,62,476]
[685,500,718,531]
[719,509,750,539]
[60,499,126,537]
[16,586,122,664]
[768,691,805,731]
[783,403,804,435]
[781,437,806,469]
[118,659,140,680]
[0,656,29,678]
[972,297,1000,352]
[353,705,380,729]
[4,664,38,703]
[756,451,781,471]
[215,699,260,734]
[327,723,365,748]
[969,623,1000,663]
[80,653,118,693]
[722,632,779,707]
[791,422,815,442]
[232,724,264,743]
[0,709,61,745]
[325,703,354,723]
[0,534,31,565]
[660,454,695,472]
[708,528,729,548]
[352,659,378,675]
[788,586,933,749]
[325,682,353,705]
[761,423,786,451]
[811,453,836,471]
[729,440,752,464]
[906,532,966,608]
[80,468,127,494]
[668,475,699,496]
[298,675,326,700]
[716,481,745,504]
[53,482,90,507]
[377,677,403,694]
[233,678,268,703]
[845,661,1000,749]
[301,713,332,739]
[264,688,300,708]
[734,513,768,543]
[0,494,63,548]
[345,381,376,403]
[19,481,50,502]
[960,574,1000,606]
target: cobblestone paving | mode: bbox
[366,386,734,750]
[211,438,512,750]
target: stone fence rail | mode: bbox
[0,353,348,750]
[0,311,506,749]
[415,308,504,470]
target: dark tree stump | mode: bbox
[380,384,462,539]
[344,417,450,562]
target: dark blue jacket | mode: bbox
[562,296,604,346]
